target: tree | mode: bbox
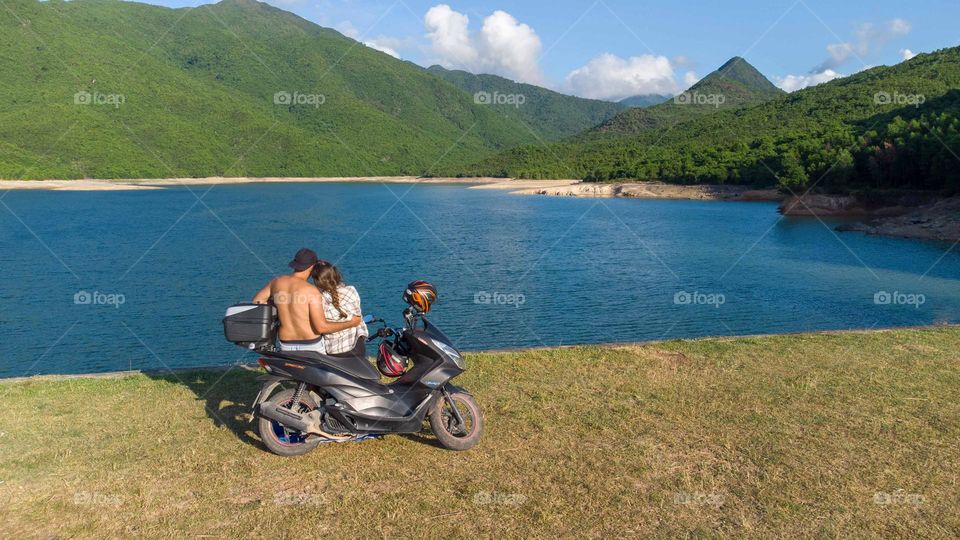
[776,151,809,191]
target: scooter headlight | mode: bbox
[433,339,465,369]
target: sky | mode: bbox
[142,0,960,100]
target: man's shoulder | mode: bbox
[271,276,319,303]
[272,275,311,289]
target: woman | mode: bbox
[311,261,368,356]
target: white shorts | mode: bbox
[278,336,327,354]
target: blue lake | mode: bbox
[1,182,958,377]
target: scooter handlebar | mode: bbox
[366,326,395,342]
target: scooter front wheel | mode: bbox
[257,388,322,457]
[429,390,483,451]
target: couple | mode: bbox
[252,248,367,357]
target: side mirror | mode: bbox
[363,314,376,324]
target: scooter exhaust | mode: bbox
[258,403,353,441]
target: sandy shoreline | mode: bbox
[0,176,508,191]
[475,179,783,201]
[1,177,783,202]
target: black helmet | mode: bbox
[402,280,438,313]
[377,341,408,377]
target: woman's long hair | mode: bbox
[311,262,347,319]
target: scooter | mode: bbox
[224,300,483,456]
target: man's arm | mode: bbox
[308,294,361,334]
[252,281,272,304]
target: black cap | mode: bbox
[288,248,318,271]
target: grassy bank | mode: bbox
[2,328,959,538]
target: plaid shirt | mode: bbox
[321,285,368,354]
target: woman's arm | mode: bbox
[309,293,360,334]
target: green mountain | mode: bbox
[590,57,785,137]
[426,65,627,141]
[0,0,538,179]
[618,94,671,108]
[450,48,960,194]
[693,56,785,104]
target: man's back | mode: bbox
[270,275,321,342]
[252,248,362,350]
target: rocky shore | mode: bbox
[780,193,960,242]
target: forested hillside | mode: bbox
[450,48,960,194]
[0,0,534,179]
[618,94,672,108]
[587,57,784,138]
[426,66,627,141]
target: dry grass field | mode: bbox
[1,327,958,538]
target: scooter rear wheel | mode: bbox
[429,391,483,451]
[257,388,322,457]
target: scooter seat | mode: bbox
[268,350,381,381]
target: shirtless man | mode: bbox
[252,248,361,353]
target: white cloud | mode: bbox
[814,18,912,72]
[564,53,679,101]
[683,71,699,88]
[337,22,403,59]
[775,69,842,92]
[424,4,544,84]
[478,11,543,84]
[417,4,694,96]
[889,18,911,35]
[424,5,478,67]
[364,38,402,59]
[777,18,909,94]
[900,48,917,61]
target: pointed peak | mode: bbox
[688,56,783,102]
[717,56,748,71]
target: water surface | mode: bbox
[1,183,958,377]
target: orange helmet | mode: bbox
[403,280,438,313]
